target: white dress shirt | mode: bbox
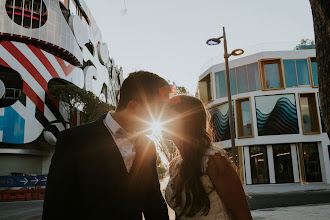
[103,111,136,173]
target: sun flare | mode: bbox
[151,120,163,136]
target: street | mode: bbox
[1,200,330,220]
[1,179,330,220]
[0,200,43,220]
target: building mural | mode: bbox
[255,94,299,136]
[209,102,235,142]
[0,0,123,145]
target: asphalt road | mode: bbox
[1,191,330,219]
[0,200,43,220]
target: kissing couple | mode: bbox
[42,71,252,220]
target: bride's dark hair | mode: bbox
[168,95,214,217]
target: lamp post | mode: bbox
[206,27,244,166]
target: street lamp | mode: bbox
[206,27,244,166]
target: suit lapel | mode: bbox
[95,114,129,177]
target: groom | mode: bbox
[42,71,170,220]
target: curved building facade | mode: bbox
[0,0,123,177]
[198,49,330,185]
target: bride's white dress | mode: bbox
[165,145,232,219]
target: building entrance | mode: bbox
[273,144,294,183]
[302,142,322,182]
[250,146,270,184]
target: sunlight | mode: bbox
[151,120,163,136]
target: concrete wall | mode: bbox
[0,155,42,176]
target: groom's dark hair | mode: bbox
[116,71,170,112]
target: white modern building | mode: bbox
[197,49,330,185]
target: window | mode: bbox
[229,69,237,95]
[273,144,294,183]
[198,73,213,103]
[249,146,269,184]
[299,93,320,134]
[0,65,23,107]
[260,59,284,90]
[310,58,318,87]
[283,60,298,87]
[301,142,322,182]
[236,66,249,94]
[296,59,310,86]
[5,0,48,29]
[247,63,260,91]
[215,71,226,98]
[236,97,253,138]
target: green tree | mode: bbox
[294,38,315,50]
[49,83,114,127]
[176,86,188,94]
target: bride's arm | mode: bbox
[206,154,252,220]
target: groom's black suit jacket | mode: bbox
[42,115,169,220]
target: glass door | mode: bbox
[273,144,294,183]
[302,143,322,182]
[249,146,269,184]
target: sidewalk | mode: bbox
[160,177,330,219]
[252,203,330,220]
[244,182,330,195]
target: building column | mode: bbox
[243,146,252,185]
[297,143,306,183]
[290,143,300,183]
[267,145,276,184]
[318,142,329,183]
[237,146,244,184]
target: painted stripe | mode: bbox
[0,57,11,68]
[55,56,75,76]
[44,105,57,123]
[27,45,60,79]
[22,80,44,113]
[1,41,49,93]
[17,44,53,82]
[0,45,45,102]
[43,51,66,79]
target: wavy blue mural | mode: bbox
[209,103,235,142]
[256,95,299,136]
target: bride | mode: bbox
[163,95,252,219]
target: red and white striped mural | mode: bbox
[0,0,123,144]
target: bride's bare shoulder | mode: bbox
[206,150,236,178]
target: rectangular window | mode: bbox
[283,60,298,87]
[236,97,253,138]
[302,142,322,182]
[229,69,237,95]
[260,59,284,90]
[215,71,226,98]
[296,59,310,86]
[198,73,213,103]
[273,144,294,183]
[236,66,249,93]
[247,63,260,91]
[299,93,320,134]
[249,146,269,184]
[310,58,318,87]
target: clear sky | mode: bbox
[84,0,315,94]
